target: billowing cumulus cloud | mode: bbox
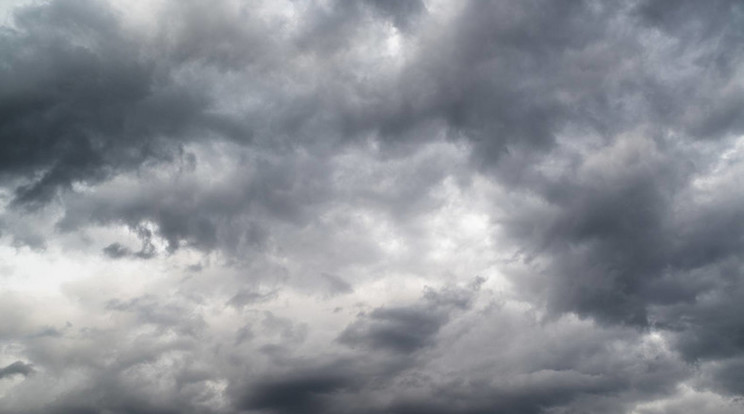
[2,0,744,413]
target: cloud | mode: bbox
[2,0,744,413]
[0,361,33,380]
[236,364,357,414]
[0,0,188,207]
[102,242,131,259]
[339,281,479,353]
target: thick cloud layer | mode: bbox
[2,0,744,413]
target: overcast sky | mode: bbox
[2,0,744,413]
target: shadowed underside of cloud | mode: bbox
[0,361,33,380]
[2,0,744,413]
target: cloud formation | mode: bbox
[0,362,33,380]
[2,0,744,413]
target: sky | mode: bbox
[1,0,744,413]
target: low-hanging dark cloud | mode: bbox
[0,361,33,380]
[3,0,744,413]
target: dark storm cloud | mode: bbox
[339,302,449,353]
[330,0,631,165]
[102,242,131,259]
[339,281,479,353]
[1,0,161,206]
[0,280,697,414]
[350,0,744,179]
[55,144,332,254]
[0,361,33,380]
[0,0,251,209]
[629,0,744,142]
[2,0,741,212]
[454,0,744,397]
[0,0,423,215]
[3,0,744,413]
[236,364,357,414]
[227,283,689,414]
[454,0,744,319]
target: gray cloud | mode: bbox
[0,361,33,380]
[339,281,479,353]
[2,0,744,413]
[0,0,183,207]
[236,364,358,414]
[102,242,131,259]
